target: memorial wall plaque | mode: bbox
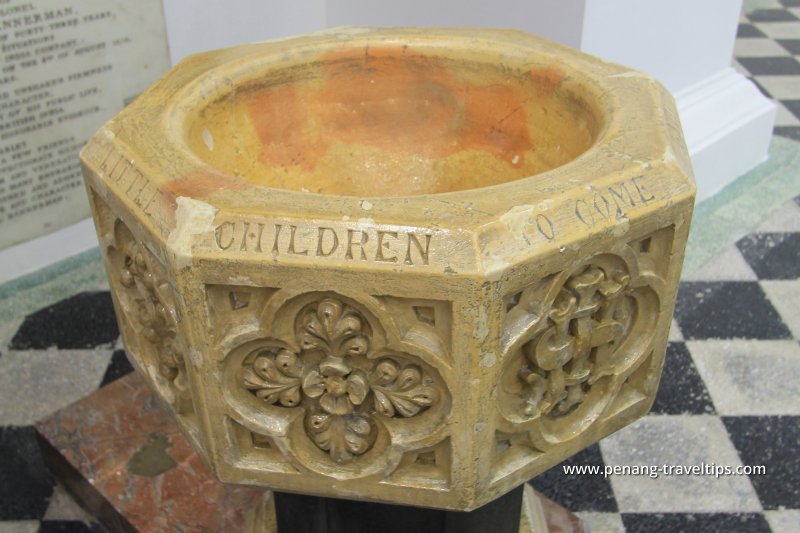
[0,0,170,250]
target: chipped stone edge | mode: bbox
[167,197,219,269]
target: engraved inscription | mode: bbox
[215,221,433,266]
[574,176,656,228]
[94,145,162,226]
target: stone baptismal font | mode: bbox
[75,27,695,532]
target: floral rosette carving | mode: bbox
[241,298,440,464]
[109,222,190,407]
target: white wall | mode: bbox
[159,0,739,95]
[162,0,326,64]
[161,0,589,64]
[326,0,586,49]
[581,0,742,93]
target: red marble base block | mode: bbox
[36,372,585,533]
[35,373,265,532]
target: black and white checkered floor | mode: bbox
[530,197,800,532]
[5,221,800,533]
[2,3,800,533]
[736,0,800,143]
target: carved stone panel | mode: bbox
[92,192,194,417]
[214,288,452,483]
[494,227,674,479]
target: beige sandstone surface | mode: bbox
[81,27,695,512]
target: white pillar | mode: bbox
[162,0,327,64]
[577,0,775,201]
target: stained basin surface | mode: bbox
[184,45,599,197]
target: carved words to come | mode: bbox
[574,176,656,228]
[214,221,434,266]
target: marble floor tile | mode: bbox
[0,427,53,521]
[42,485,94,523]
[783,99,800,121]
[0,349,112,426]
[733,58,752,77]
[764,509,800,532]
[10,292,118,350]
[38,521,104,532]
[574,512,625,533]
[737,23,768,38]
[755,20,800,39]
[651,343,715,415]
[600,415,761,513]
[754,75,800,101]
[688,339,800,415]
[0,318,23,352]
[755,198,800,232]
[668,319,684,342]
[735,36,793,56]
[530,444,618,513]
[674,282,791,340]
[777,37,800,53]
[760,279,800,337]
[736,232,800,279]
[723,416,800,510]
[774,101,800,125]
[774,125,800,140]
[681,246,757,281]
[738,56,800,75]
[620,512,770,533]
[750,8,800,22]
[744,1,788,15]
[99,349,134,387]
[750,77,772,99]
[0,522,40,533]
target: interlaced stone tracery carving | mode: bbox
[239,297,441,464]
[119,240,184,382]
[496,230,671,460]
[108,220,191,411]
[518,264,633,418]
